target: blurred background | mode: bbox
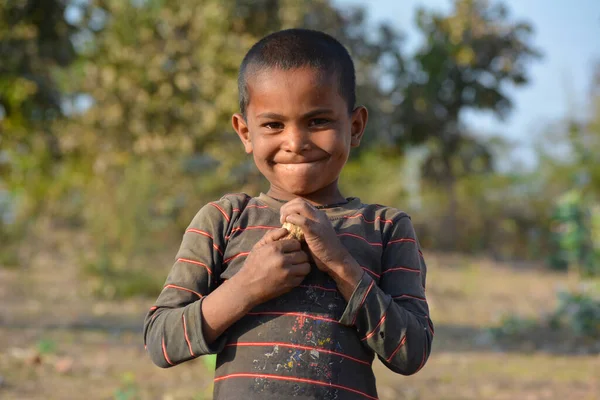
[0,0,599,399]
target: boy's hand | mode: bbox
[279,198,364,300]
[234,228,311,307]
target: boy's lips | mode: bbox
[276,160,326,170]
[273,156,327,165]
[272,159,327,173]
[279,161,321,165]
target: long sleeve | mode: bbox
[143,198,233,368]
[338,213,433,375]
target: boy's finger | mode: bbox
[283,213,313,232]
[284,250,310,265]
[279,200,318,224]
[278,239,302,253]
[289,262,311,277]
[255,228,289,247]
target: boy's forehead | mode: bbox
[246,67,343,113]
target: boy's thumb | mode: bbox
[255,228,288,247]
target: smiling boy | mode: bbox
[144,29,433,399]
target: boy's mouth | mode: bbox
[274,159,326,170]
[272,156,327,165]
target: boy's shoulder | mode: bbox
[354,199,412,223]
[216,192,253,207]
[204,192,257,216]
[191,193,254,221]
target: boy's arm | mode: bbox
[143,200,232,368]
[144,199,311,368]
[280,199,433,375]
[201,228,310,344]
[337,214,433,375]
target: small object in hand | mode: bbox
[282,221,304,242]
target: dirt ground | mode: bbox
[1,229,598,400]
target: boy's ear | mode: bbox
[350,106,368,148]
[232,113,253,154]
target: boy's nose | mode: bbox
[282,126,310,153]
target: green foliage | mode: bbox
[0,0,83,210]
[114,371,140,400]
[80,159,173,298]
[488,314,537,339]
[490,284,600,345]
[547,190,600,276]
[391,0,541,249]
[0,208,21,268]
[548,287,600,338]
[36,338,57,355]
[14,0,410,295]
[538,76,600,274]
[1,0,598,293]
[339,149,409,206]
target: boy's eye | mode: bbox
[263,122,284,130]
[308,118,331,127]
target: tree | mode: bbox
[0,0,94,253]
[395,0,541,249]
[54,0,408,219]
[29,0,409,293]
[536,64,600,275]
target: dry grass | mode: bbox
[0,230,598,400]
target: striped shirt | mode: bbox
[143,193,434,399]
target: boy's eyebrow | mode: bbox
[256,108,334,120]
[303,108,334,119]
[256,112,286,120]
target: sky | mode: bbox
[335,0,600,168]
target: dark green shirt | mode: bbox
[144,193,433,399]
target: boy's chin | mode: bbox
[271,180,337,198]
[280,186,318,197]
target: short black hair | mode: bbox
[238,28,356,116]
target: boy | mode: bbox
[144,29,433,399]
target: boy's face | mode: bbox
[233,67,368,202]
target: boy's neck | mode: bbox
[266,181,347,207]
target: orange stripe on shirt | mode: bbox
[415,346,427,373]
[427,317,435,336]
[177,258,212,275]
[387,237,416,245]
[246,311,340,324]
[382,266,421,274]
[337,233,382,247]
[298,284,338,292]
[226,342,370,366]
[387,238,424,256]
[186,228,214,239]
[161,336,175,366]
[226,225,278,239]
[209,202,230,222]
[361,267,380,278]
[392,294,427,302]
[164,284,203,298]
[223,252,250,264]
[343,214,394,225]
[233,205,269,212]
[386,335,407,363]
[362,313,387,341]
[186,229,224,255]
[182,314,195,357]
[351,280,374,326]
[214,373,378,400]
